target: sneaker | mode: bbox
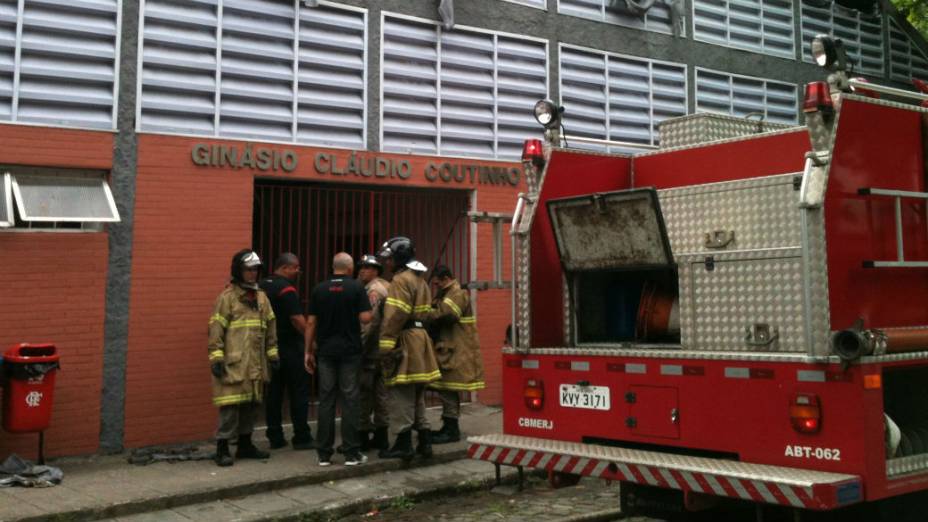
[344,453,368,466]
[318,455,332,467]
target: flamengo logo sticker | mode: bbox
[25,391,43,408]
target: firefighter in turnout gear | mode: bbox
[427,265,484,443]
[376,237,441,461]
[357,254,391,452]
[208,249,280,467]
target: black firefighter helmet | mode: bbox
[377,236,415,267]
[359,254,383,274]
[230,249,262,283]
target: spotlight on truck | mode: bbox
[811,34,847,72]
[533,99,563,129]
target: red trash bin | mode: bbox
[2,343,60,433]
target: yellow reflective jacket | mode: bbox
[361,277,390,364]
[428,279,485,391]
[379,269,440,386]
[208,285,279,406]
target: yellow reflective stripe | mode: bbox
[210,314,229,328]
[385,369,442,386]
[460,316,476,324]
[385,297,412,313]
[379,339,397,351]
[229,319,265,329]
[429,380,486,391]
[414,304,432,313]
[442,298,462,317]
[266,347,278,359]
[266,311,276,321]
[212,393,254,406]
[208,350,224,362]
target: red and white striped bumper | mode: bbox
[468,434,863,510]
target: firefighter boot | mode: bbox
[215,439,233,467]
[432,417,460,444]
[416,429,433,459]
[379,430,414,461]
[235,434,270,460]
[372,426,390,451]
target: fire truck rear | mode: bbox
[469,35,928,519]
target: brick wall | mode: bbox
[124,135,521,447]
[0,123,113,458]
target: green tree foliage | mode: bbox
[892,0,928,38]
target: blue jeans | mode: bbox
[316,354,361,458]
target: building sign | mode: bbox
[192,143,521,187]
[192,143,298,172]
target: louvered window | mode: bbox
[889,20,928,83]
[381,15,547,161]
[139,0,366,149]
[0,0,119,129]
[559,45,687,151]
[695,68,797,124]
[800,2,883,76]
[558,0,675,35]
[693,0,793,58]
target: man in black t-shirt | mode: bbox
[259,253,314,450]
[305,252,372,466]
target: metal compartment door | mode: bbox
[685,251,806,352]
[547,188,674,272]
[627,385,680,439]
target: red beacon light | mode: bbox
[522,139,545,168]
[803,81,834,115]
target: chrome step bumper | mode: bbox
[468,434,862,510]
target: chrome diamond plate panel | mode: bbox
[659,113,794,148]
[887,454,928,477]
[468,434,858,487]
[680,248,806,353]
[658,174,802,255]
[502,346,838,363]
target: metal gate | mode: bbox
[253,181,471,301]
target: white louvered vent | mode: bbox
[559,45,686,152]
[889,19,928,83]
[693,0,793,58]
[695,68,797,125]
[139,1,366,148]
[558,0,675,35]
[800,3,883,76]
[382,15,547,161]
[0,0,14,121]
[0,0,119,129]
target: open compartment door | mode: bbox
[547,188,674,271]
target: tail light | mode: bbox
[522,139,545,168]
[524,379,544,410]
[790,393,821,434]
[803,81,833,115]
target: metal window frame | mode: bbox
[10,174,121,223]
[798,2,884,76]
[556,0,674,36]
[690,0,795,59]
[558,42,689,149]
[4,0,120,130]
[694,66,798,124]
[135,0,368,149]
[0,173,12,228]
[379,11,550,162]
[498,0,548,10]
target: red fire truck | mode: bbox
[468,35,928,520]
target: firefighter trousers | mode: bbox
[216,402,258,441]
[359,361,389,431]
[388,383,431,434]
[438,389,461,419]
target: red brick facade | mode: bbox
[123,135,520,448]
[0,124,113,458]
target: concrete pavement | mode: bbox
[0,403,502,522]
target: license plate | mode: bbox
[559,384,610,411]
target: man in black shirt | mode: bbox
[259,253,314,450]
[305,252,372,466]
